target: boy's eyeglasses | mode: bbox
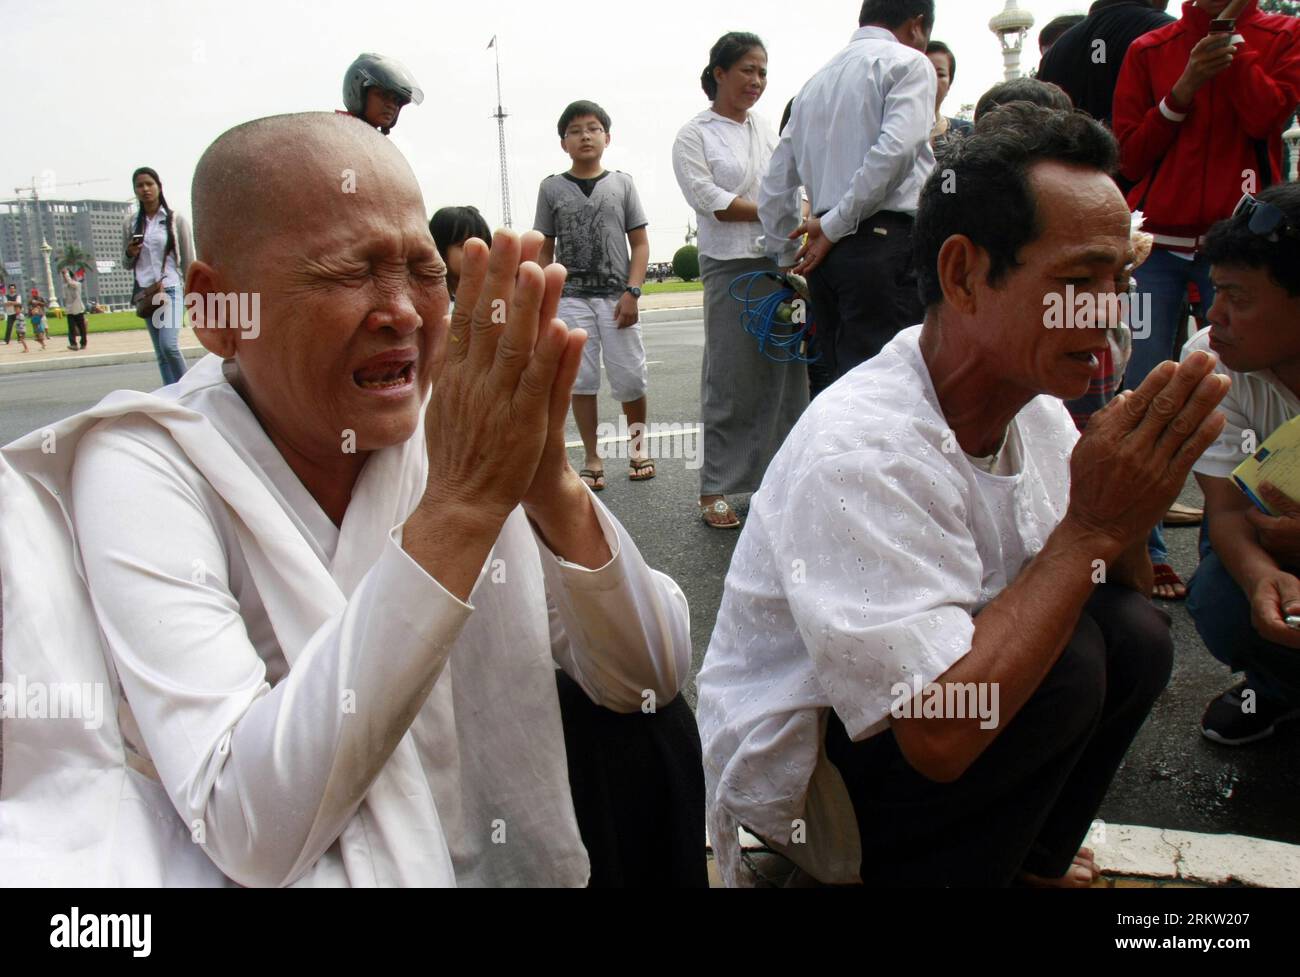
[1233,194,1299,242]
[565,126,606,138]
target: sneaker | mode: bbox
[1201,681,1300,746]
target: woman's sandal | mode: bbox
[578,469,606,492]
[1164,502,1204,527]
[1152,563,1187,601]
[629,458,656,482]
[701,498,742,530]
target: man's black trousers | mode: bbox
[807,211,923,395]
[825,584,1173,886]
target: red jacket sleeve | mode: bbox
[1224,31,1300,141]
[1113,43,1184,184]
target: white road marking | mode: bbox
[565,425,702,449]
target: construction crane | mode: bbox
[9,177,113,308]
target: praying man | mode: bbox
[698,103,1230,888]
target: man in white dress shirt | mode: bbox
[700,104,1230,887]
[758,0,937,394]
[0,113,703,887]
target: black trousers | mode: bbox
[807,211,923,396]
[67,313,87,348]
[3,314,14,343]
[824,585,1172,887]
[556,670,708,887]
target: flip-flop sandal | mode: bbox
[578,469,606,492]
[701,499,742,530]
[629,459,656,481]
[1151,563,1187,601]
[1164,502,1203,527]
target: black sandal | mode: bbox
[629,458,656,482]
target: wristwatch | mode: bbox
[624,285,642,299]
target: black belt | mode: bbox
[814,210,915,233]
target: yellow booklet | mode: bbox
[1232,414,1300,515]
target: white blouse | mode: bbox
[696,326,1079,885]
[136,205,181,288]
[672,109,777,262]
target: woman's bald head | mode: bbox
[185,111,448,480]
[191,112,425,274]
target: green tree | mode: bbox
[1259,1,1299,14]
[672,245,700,282]
[56,244,93,276]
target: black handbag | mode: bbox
[131,279,164,320]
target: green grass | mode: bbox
[642,280,703,294]
[35,311,144,337]
[29,285,701,336]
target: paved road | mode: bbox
[2,308,1296,847]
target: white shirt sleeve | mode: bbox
[672,122,737,217]
[70,425,475,887]
[533,493,692,713]
[757,129,804,267]
[820,57,936,244]
[774,449,982,739]
[1182,337,1253,479]
[1192,393,1255,480]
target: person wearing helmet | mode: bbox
[342,53,424,134]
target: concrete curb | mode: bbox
[720,824,1300,887]
[0,347,204,376]
[1091,824,1300,888]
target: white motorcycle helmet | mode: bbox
[342,53,424,134]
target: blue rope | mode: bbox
[728,271,818,364]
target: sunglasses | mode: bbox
[1233,194,1299,242]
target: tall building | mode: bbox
[0,197,136,309]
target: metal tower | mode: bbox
[488,36,513,227]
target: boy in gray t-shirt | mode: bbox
[536,99,652,492]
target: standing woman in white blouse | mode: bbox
[673,33,809,529]
[123,166,195,386]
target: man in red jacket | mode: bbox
[1112,0,1300,598]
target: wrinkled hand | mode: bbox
[1065,351,1229,551]
[615,291,639,328]
[790,217,833,277]
[1250,569,1300,649]
[420,229,581,532]
[1245,482,1300,563]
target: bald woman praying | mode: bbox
[0,113,704,888]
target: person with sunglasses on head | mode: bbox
[1183,184,1300,746]
[1112,0,1300,600]
[341,53,423,135]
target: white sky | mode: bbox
[9,0,1091,261]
